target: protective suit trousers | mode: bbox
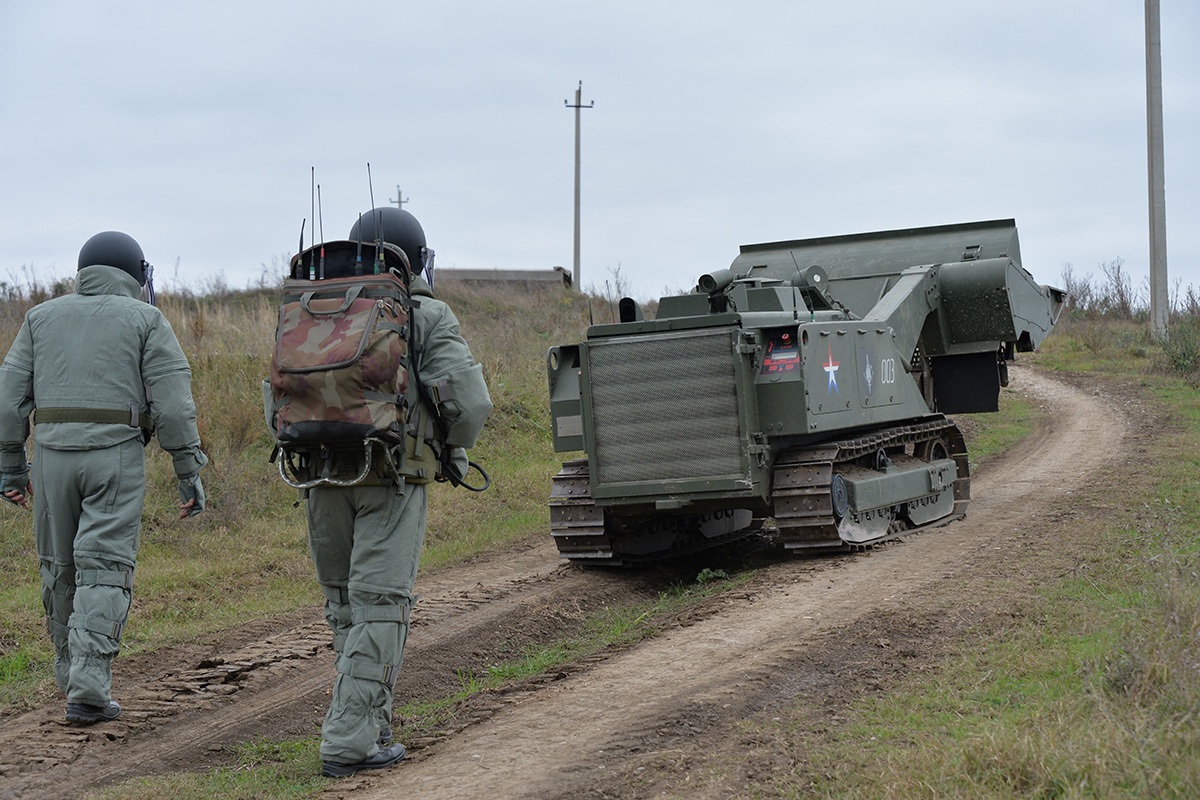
[306,481,427,764]
[33,439,144,707]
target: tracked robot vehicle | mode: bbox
[546,219,1065,564]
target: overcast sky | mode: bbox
[1,1,1196,302]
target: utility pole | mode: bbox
[1146,0,1169,338]
[390,186,409,210]
[565,81,593,290]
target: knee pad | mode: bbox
[76,567,134,592]
[70,566,134,645]
[349,597,412,627]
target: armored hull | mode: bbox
[547,219,1063,564]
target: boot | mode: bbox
[321,743,406,778]
[66,700,121,725]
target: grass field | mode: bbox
[1,278,1197,797]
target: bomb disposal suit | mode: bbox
[0,231,207,722]
[271,207,492,774]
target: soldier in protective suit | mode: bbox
[0,231,207,725]
[301,207,491,778]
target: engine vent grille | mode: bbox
[587,328,744,486]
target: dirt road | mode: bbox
[0,365,1136,799]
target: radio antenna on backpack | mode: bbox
[355,213,364,276]
[317,184,326,280]
[376,206,385,275]
[309,167,317,280]
[367,162,384,274]
[367,161,376,211]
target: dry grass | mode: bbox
[0,277,599,709]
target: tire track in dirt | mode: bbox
[342,366,1127,800]
[0,544,586,797]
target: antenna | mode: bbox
[309,167,317,280]
[367,161,376,211]
[789,250,812,321]
[375,204,385,275]
[367,162,384,275]
[355,212,364,276]
[297,218,306,280]
[317,184,325,280]
[376,205,386,275]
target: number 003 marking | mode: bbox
[880,357,897,384]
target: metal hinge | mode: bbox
[749,435,770,468]
[736,331,761,367]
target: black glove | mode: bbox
[177,473,206,517]
[0,466,31,505]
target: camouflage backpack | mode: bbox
[269,240,412,487]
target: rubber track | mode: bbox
[773,417,970,551]
[548,459,610,561]
[550,417,969,562]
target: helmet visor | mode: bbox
[422,247,435,289]
[140,261,156,306]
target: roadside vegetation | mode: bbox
[778,263,1200,799]
[0,260,1197,797]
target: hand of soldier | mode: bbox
[0,468,32,511]
[177,473,206,519]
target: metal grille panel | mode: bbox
[588,328,744,486]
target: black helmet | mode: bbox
[349,207,429,274]
[77,231,149,286]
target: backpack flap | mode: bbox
[270,271,409,447]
